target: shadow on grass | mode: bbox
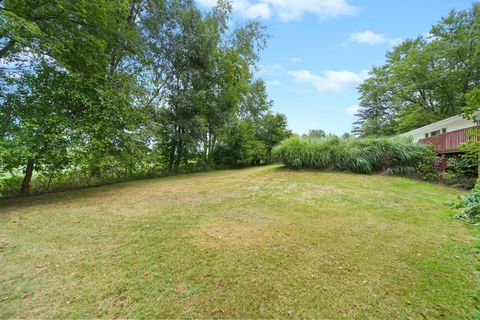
[0,165,279,212]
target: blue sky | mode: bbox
[198,0,475,135]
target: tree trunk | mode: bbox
[21,159,34,194]
[174,143,183,172]
[168,143,176,172]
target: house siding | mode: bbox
[401,112,480,143]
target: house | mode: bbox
[401,111,480,144]
[401,111,480,175]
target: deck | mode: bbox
[418,126,480,154]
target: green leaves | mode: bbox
[213,112,290,167]
[355,3,480,137]
[0,0,276,193]
[464,88,480,118]
[455,182,480,224]
[0,61,85,172]
[273,135,431,176]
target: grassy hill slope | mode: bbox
[1,166,478,318]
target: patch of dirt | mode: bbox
[176,283,188,295]
[299,184,343,201]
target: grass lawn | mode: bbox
[1,165,478,318]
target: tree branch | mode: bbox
[0,38,16,58]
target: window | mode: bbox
[442,128,447,134]
[425,133,429,138]
[430,130,440,136]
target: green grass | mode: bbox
[0,165,478,318]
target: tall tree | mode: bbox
[0,0,283,194]
[0,62,85,193]
[355,3,480,137]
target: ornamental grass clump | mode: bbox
[272,135,432,176]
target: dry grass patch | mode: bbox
[192,206,289,249]
[193,220,273,248]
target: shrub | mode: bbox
[454,180,480,224]
[0,175,24,197]
[272,135,434,178]
[414,144,438,181]
[443,155,478,189]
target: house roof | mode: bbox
[401,111,480,136]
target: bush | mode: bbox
[443,155,478,189]
[414,145,438,181]
[0,175,24,198]
[454,180,480,224]
[0,166,164,199]
[272,135,434,178]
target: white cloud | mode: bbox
[345,105,360,115]
[245,3,272,18]
[288,69,368,93]
[349,31,404,47]
[349,31,386,45]
[197,0,357,21]
[233,0,272,18]
[263,0,357,21]
[290,57,302,64]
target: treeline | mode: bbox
[354,3,480,136]
[0,0,291,195]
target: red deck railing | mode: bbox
[418,126,480,153]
